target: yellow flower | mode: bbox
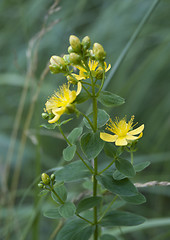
[72,60,111,81]
[45,83,81,123]
[100,116,144,146]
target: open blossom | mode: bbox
[72,60,111,81]
[100,116,144,146]
[45,83,81,123]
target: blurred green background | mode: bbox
[1,0,170,239]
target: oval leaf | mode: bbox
[134,161,150,172]
[96,174,138,196]
[54,160,91,182]
[100,234,117,240]
[100,210,145,227]
[68,127,83,144]
[104,142,117,158]
[115,158,136,178]
[77,197,102,214]
[56,219,93,240]
[59,202,76,218]
[98,91,125,107]
[63,145,76,161]
[83,109,110,129]
[43,208,61,219]
[121,192,146,205]
[80,132,104,159]
[113,170,126,180]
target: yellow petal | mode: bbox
[48,114,61,123]
[128,124,144,135]
[115,137,127,146]
[72,73,85,81]
[105,63,111,72]
[76,82,82,96]
[126,134,139,140]
[100,132,117,142]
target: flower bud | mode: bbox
[49,56,67,73]
[42,112,49,119]
[63,54,71,64]
[82,36,91,49]
[95,68,103,79]
[41,173,50,185]
[69,35,81,53]
[38,183,44,188]
[93,43,106,61]
[69,53,81,64]
[68,46,74,54]
[51,174,55,181]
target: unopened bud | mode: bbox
[63,54,71,64]
[51,174,55,181]
[69,53,81,64]
[93,43,106,61]
[69,35,81,53]
[49,56,67,73]
[82,36,91,49]
[42,112,49,119]
[95,68,103,79]
[41,173,50,185]
[68,46,74,54]
[38,183,44,188]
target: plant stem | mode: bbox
[98,195,118,223]
[98,157,117,175]
[78,110,95,131]
[51,188,64,204]
[58,125,93,174]
[76,213,93,225]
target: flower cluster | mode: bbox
[43,35,111,123]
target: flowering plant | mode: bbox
[38,35,148,240]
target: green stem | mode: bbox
[76,213,93,225]
[58,125,93,174]
[96,64,105,97]
[98,157,117,175]
[51,188,64,204]
[131,151,134,165]
[98,195,118,223]
[78,110,95,131]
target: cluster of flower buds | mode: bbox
[49,35,106,75]
[38,173,55,189]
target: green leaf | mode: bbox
[97,174,138,196]
[115,158,136,178]
[56,219,93,240]
[63,145,76,161]
[59,202,76,218]
[121,192,146,205]
[68,127,83,144]
[83,109,110,129]
[40,123,59,130]
[104,142,117,158]
[40,118,73,130]
[54,160,91,182]
[75,92,90,103]
[98,91,125,107]
[100,210,145,227]
[134,161,150,172]
[38,190,49,197]
[43,208,61,219]
[112,170,126,180]
[76,197,102,214]
[80,132,104,159]
[51,184,67,203]
[100,234,117,240]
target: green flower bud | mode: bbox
[41,173,50,185]
[38,183,44,188]
[95,68,104,79]
[49,56,67,73]
[51,174,55,181]
[93,43,106,61]
[69,53,81,64]
[82,36,91,49]
[42,112,49,119]
[69,35,81,53]
[68,46,74,54]
[63,54,71,64]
